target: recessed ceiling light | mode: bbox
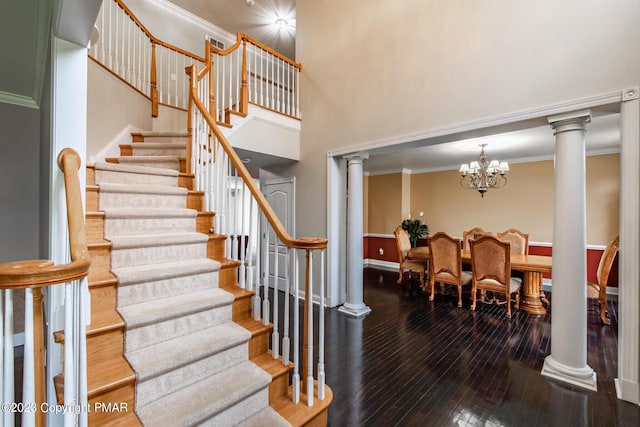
[242,158,251,164]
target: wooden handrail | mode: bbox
[0,148,91,427]
[188,65,326,250]
[240,33,302,70]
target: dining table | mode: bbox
[407,246,552,315]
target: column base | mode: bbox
[338,302,371,318]
[541,355,597,392]
[615,377,640,405]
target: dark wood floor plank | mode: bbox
[321,268,640,426]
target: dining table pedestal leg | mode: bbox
[520,271,546,315]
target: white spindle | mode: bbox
[79,280,89,427]
[3,289,14,427]
[296,67,300,118]
[272,239,280,358]
[63,282,75,427]
[246,196,255,292]
[262,222,270,326]
[318,250,326,400]
[292,251,300,403]
[21,289,35,427]
[306,251,314,406]
[260,48,264,105]
[239,180,246,288]
[282,246,291,366]
[0,291,4,427]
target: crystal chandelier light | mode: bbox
[458,144,509,197]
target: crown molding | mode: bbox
[332,90,624,158]
[149,0,235,44]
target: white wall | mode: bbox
[291,0,640,239]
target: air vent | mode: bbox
[209,37,224,50]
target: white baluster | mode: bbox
[63,282,75,427]
[318,250,326,400]
[306,251,314,406]
[292,251,300,403]
[272,239,280,358]
[239,180,246,288]
[0,291,4,427]
[282,246,291,366]
[260,48,264,106]
[246,195,255,292]
[3,289,15,427]
[262,223,270,326]
[296,68,300,118]
[22,289,35,427]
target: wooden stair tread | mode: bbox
[219,258,242,269]
[271,382,333,427]
[252,351,292,377]
[87,357,136,399]
[54,357,135,403]
[54,311,123,343]
[235,317,273,336]
[88,271,117,287]
[220,284,255,298]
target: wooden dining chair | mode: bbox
[470,235,521,318]
[394,226,428,289]
[428,232,471,307]
[587,235,619,325]
[497,229,529,255]
[463,227,489,252]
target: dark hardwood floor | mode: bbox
[322,268,640,427]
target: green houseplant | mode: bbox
[401,219,429,248]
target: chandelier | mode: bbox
[458,144,509,197]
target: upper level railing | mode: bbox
[90,0,302,120]
[0,149,91,427]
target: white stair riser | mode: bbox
[105,216,196,237]
[134,343,248,407]
[99,192,186,210]
[111,242,207,268]
[125,304,233,352]
[95,169,178,187]
[117,271,218,307]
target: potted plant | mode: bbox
[401,218,429,248]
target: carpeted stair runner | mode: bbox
[93,148,289,426]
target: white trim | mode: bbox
[364,259,398,271]
[616,87,640,405]
[0,91,39,109]
[13,333,25,347]
[331,90,623,158]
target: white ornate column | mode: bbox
[338,153,371,318]
[541,110,596,391]
[616,87,640,404]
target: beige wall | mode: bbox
[367,173,403,234]
[291,0,638,241]
[366,154,619,245]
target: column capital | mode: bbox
[548,109,591,134]
[343,152,369,163]
[622,87,639,102]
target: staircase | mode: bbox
[72,131,330,425]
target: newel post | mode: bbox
[150,42,159,117]
[240,37,249,115]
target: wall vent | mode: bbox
[209,37,225,50]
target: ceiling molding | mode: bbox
[331,90,624,158]
[150,0,236,45]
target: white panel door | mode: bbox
[261,178,295,292]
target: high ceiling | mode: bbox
[168,0,297,60]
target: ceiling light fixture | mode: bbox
[275,17,289,29]
[458,144,509,197]
[245,0,255,6]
